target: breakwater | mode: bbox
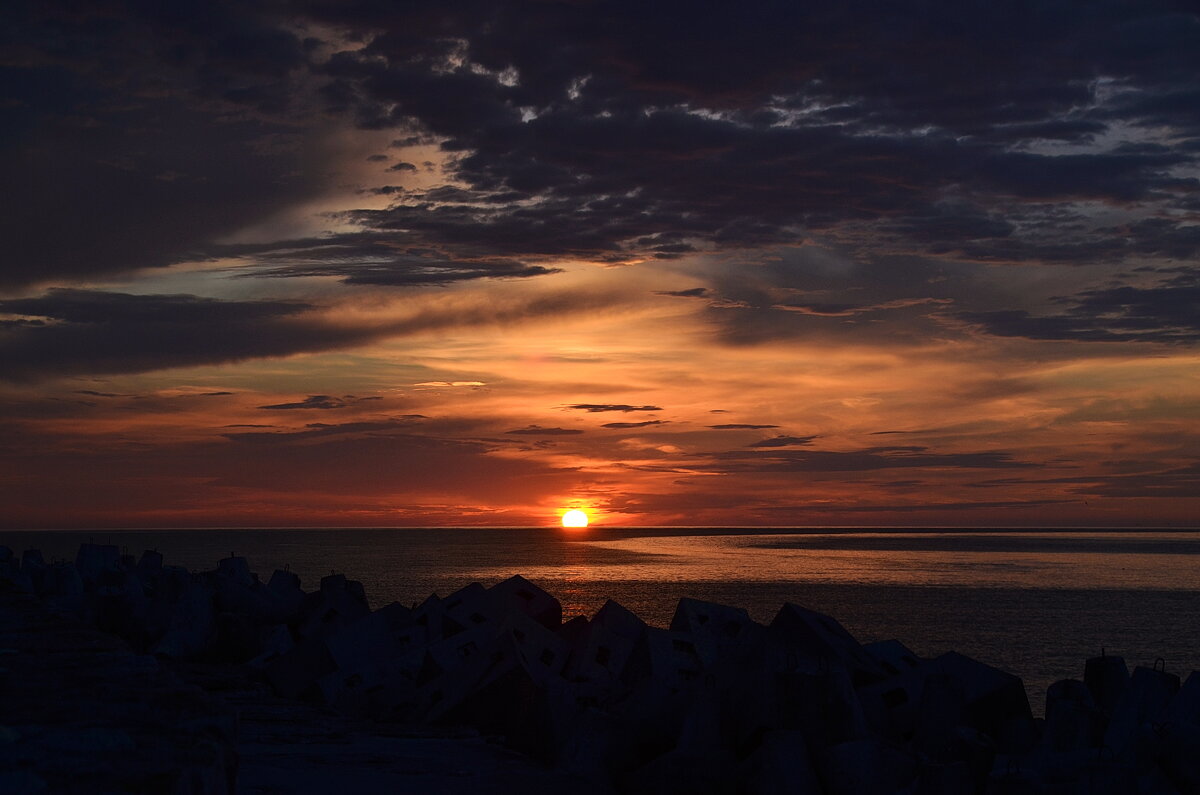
[2,543,1197,794]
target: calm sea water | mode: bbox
[4,527,1199,707]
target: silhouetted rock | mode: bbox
[265,567,305,621]
[75,542,120,585]
[265,635,338,700]
[820,738,888,795]
[216,554,254,587]
[316,601,420,717]
[152,580,215,659]
[0,591,237,793]
[670,597,761,661]
[249,622,295,669]
[1104,663,1179,753]
[490,574,562,629]
[1042,678,1101,751]
[1085,651,1130,720]
[863,638,922,676]
[6,542,1200,794]
[43,560,83,608]
[565,599,648,686]
[742,729,822,794]
[293,573,370,642]
[929,651,1035,754]
[20,547,43,569]
[135,548,162,580]
[858,642,927,742]
[1159,671,1200,791]
[769,602,884,684]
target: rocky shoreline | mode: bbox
[2,543,1197,793]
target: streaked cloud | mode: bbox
[1,0,1197,526]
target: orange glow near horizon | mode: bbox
[561,509,590,528]
[1,267,1198,530]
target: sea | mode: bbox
[3,526,1198,708]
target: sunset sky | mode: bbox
[1,1,1198,528]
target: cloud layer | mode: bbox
[1,1,1197,526]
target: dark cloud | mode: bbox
[667,241,1195,351]
[567,404,663,413]
[0,289,308,326]
[74,390,129,398]
[960,277,1200,344]
[505,425,584,436]
[223,418,427,443]
[971,462,1200,500]
[747,435,818,448]
[599,488,1074,521]
[0,0,320,288]
[768,499,1076,514]
[322,122,1190,274]
[5,0,1199,300]
[773,297,954,318]
[0,0,1196,445]
[601,420,665,429]
[0,286,625,380]
[1078,472,1200,500]
[0,289,340,380]
[694,262,970,347]
[709,424,780,430]
[290,0,1200,274]
[712,445,1023,473]
[258,395,348,410]
[217,236,561,286]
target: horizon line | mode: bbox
[3,524,1198,532]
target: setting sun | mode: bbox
[561,509,589,528]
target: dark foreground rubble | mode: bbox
[2,543,1198,794]
[0,590,236,794]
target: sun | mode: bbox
[561,509,589,528]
